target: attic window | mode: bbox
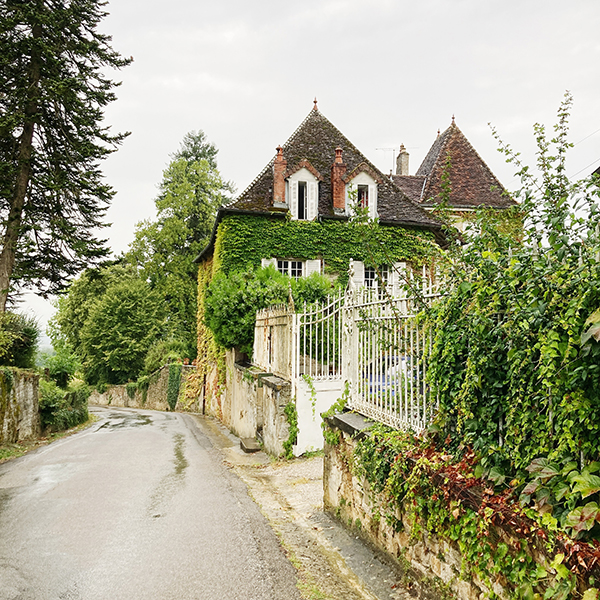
[358,184,369,208]
[298,181,307,220]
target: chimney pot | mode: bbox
[396,144,410,176]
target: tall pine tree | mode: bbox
[0,0,131,309]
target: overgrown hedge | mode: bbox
[39,379,90,432]
[428,94,600,541]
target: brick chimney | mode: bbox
[331,147,347,211]
[396,144,409,176]
[273,146,287,205]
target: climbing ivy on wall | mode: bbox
[351,425,593,599]
[214,214,436,283]
[167,362,183,411]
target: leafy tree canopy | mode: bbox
[52,262,166,385]
[52,261,137,357]
[0,0,130,307]
[79,277,165,385]
[126,130,232,357]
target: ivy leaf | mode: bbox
[572,473,600,498]
[582,589,599,600]
[581,309,600,346]
[537,462,561,482]
[488,466,506,486]
[527,457,550,474]
[536,486,553,509]
[561,461,577,476]
[565,502,600,533]
[523,478,541,496]
[553,480,570,502]
[584,462,600,475]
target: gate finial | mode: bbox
[348,258,355,292]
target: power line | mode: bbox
[573,126,600,147]
[569,157,600,179]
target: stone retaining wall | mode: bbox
[201,349,292,457]
[89,365,196,412]
[0,369,41,444]
[322,412,595,600]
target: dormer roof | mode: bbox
[230,108,440,229]
[393,121,515,209]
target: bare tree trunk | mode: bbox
[0,24,41,312]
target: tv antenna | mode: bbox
[375,147,397,174]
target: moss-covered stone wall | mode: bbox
[0,368,41,444]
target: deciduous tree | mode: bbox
[127,131,232,357]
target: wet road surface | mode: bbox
[0,407,301,600]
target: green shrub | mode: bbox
[39,379,90,432]
[0,312,39,368]
[204,266,289,354]
[204,266,336,355]
[41,340,80,388]
[143,338,187,375]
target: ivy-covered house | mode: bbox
[195,102,444,295]
[192,102,513,453]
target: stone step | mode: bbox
[240,438,261,453]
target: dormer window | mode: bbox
[358,184,369,208]
[287,166,319,221]
[343,162,382,220]
[298,181,308,220]
[347,176,377,219]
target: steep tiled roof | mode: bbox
[231,108,440,229]
[393,122,514,209]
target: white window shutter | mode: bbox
[368,184,377,218]
[305,259,321,276]
[289,180,298,220]
[307,181,318,220]
[261,258,277,269]
[391,262,406,296]
[352,260,365,288]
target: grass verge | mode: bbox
[0,414,99,464]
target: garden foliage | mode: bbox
[204,266,336,355]
[0,312,39,368]
[39,379,90,432]
[428,93,600,538]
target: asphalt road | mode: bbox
[0,407,302,600]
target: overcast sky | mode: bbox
[24,0,600,339]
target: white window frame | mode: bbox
[287,167,318,221]
[347,172,377,219]
[263,258,322,279]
